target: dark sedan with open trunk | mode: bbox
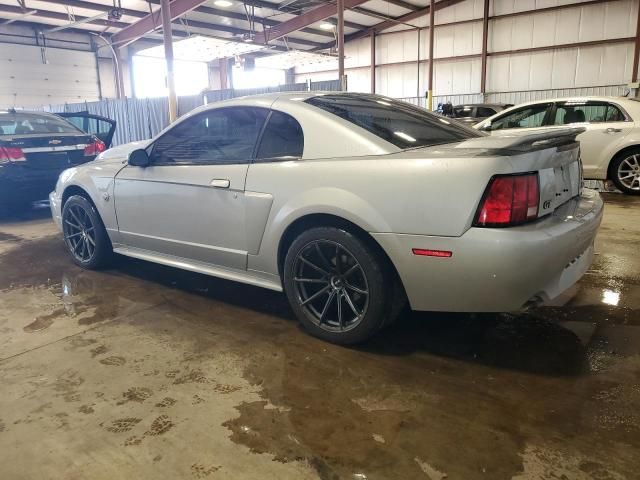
[0,110,115,216]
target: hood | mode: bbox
[93,140,151,165]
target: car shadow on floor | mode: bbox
[0,202,53,224]
[362,310,587,376]
[113,255,588,377]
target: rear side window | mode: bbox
[453,106,473,118]
[553,103,626,124]
[486,104,551,131]
[256,111,304,160]
[0,113,81,135]
[306,94,482,149]
[476,107,497,117]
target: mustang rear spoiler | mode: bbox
[459,127,586,154]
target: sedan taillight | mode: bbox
[474,173,539,227]
[84,138,106,157]
[0,146,26,164]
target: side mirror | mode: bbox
[128,149,150,167]
[479,121,491,132]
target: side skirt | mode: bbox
[112,245,284,292]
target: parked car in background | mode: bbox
[475,97,640,195]
[51,93,602,344]
[451,103,513,125]
[0,110,115,215]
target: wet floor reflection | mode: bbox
[1,197,640,479]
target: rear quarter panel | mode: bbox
[245,153,513,276]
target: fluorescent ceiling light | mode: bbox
[319,22,334,30]
[136,35,263,62]
[214,0,233,7]
[255,50,339,70]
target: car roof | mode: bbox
[206,91,398,107]
[454,103,511,108]
[0,109,63,118]
[499,96,635,107]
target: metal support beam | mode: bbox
[113,47,126,99]
[343,0,467,44]
[386,0,421,11]
[370,31,376,94]
[338,0,345,90]
[160,0,178,122]
[112,0,208,47]
[634,0,640,83]
[427,0,434,110]
[0,8,36,25]
[0,3,126,29]
[219,58,228,90]
[254,0,370,45]
[480,0,489,96]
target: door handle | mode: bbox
[605,127,622,133]
[210,178,230,188]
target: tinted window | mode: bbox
[306,94,482,149]
[453,106,473,118]
[256,111,304,159]
[150,107,268,165]
[63,115,114,144]
[0,113,81,135]
[553,103,625,124]
[476,107,497,117]
[486,104,550,131]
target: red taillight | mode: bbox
[84,138,106,157]
[412,248,453,258]
[474,173,539,227]
[0,146,26,164]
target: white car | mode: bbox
[475,96,640,194]
[50,93,603,344]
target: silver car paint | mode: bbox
[51,92,604,312]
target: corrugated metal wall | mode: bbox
[295,0,639,107]
[40,79,341,146]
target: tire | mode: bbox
[610,150,640,195]
[62,195,112,269]
[283,226,395,345]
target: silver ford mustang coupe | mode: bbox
[50,92,603,344]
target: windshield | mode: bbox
[305,94,483,149]
[0,112,82,136]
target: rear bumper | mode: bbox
[372,189,604,312]
[0,173,59,205]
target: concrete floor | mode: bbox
[0,194,639,480]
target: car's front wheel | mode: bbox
[62,195,112,269]
[283,226,394,345]
[610,150,640,195]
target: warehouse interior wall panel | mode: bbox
[490,0,637,53]
[434,21,483,58]
[376,29,420,65]
[487,42,635,92]
[435,0,485,24]
[431,57,482,96]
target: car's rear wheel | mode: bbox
[283,226,393,345]
[62,195,112,269]
[610,150,640,195]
